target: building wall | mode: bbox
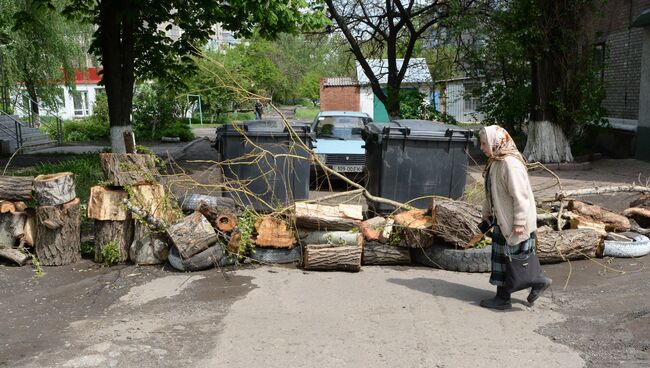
[443,80,484,123]
[583,0,650,129]
[319,83,360,112]
[360,87,374,118]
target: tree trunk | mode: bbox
[362,242,411,265]
[0,248,29,266]
[35,198,81,266]
[303,243,362,272]
[99,0,136,153]
[99,153,159,186]
[0,176,33,201]
[166,212,218,259]
[567,200,630,232]
[297,230,363,247]
[33,172,76,206]
[129,222,168,265]
[360,216,386,242]
[24,77,40,128]
[524,120,573,163]
[0,212,26,248]
[536,226,602,264]
[94,219,134,263]
[294,202,363,231]
[393,209,435,248]
[87,186,129,221]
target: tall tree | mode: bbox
[59,0,326,152]
[2,0,89,126]
[324,0,473,119]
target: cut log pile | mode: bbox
[0,173,80,266]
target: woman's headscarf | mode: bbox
[480,125,525,177]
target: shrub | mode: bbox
[159,121,195,141]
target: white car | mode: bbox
[310,111,372,177]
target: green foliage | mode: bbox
[294,107,320,120]
[80,241,94,257]
[100,241,120,266]
[398,89,457,124]
[15,155,103,205]
[27,251,46,277]
[159,121,195,142]
[235,209,260,255]
[132,82,183,141]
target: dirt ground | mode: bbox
[0,141,649,367]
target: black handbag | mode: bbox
[503,239,542,293]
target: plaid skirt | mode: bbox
[489,225,535,286]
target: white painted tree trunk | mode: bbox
[523,120,573,163]
[110,125,134,154]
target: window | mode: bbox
[594,42,606,80]
[73,91,89,116]
[463,82,482,112]
[315,116,366,139]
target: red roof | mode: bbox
[74,68,102,84]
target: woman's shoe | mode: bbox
[480,286,512,310]
[527,276,552,305]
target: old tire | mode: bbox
[603,235,650,258]
[250,246,302,264]
[411,244,491,273]
[168,245,234,272]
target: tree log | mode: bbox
[294,202,362,230]
[35,198,81,266]
[123,199,167,230]
[0,248,29,266]
[0,212,27,248]
[380,218,394,243]
[0,201,15,213]
[166,212,218,259]
[0,176,33,201]
[536,226,603,264]
[430,200,482,247]
[630,194,650,209]
[555,185,650,201]
[87,186,129,221]
[254,216,296,248]
[130,184,176,222]
[303,243,362,272]
[23,211,35,247]
[129,222,168,265]
[298,230,363,247]
[33,172,76,206]
[567,200,630,232]
[362,242,411,265]
[196,202,237,232]
[99,153,159,186]
[181,194,239,214]
[360,216,386,242]
[94,219,135,263]
[622,207,650,228]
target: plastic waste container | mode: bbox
[362,119,473,213]
[216,120,312,211]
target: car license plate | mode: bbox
[332,165,363,173]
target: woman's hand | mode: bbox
[511,225,526,236]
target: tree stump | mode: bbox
[303,243,362,272]
[362,242,411,265]
[33,172,76,206]
[166,212,218,259]
[94,219,135,263]
[0,176,33,201]
[129,222,168,265]
[294,202,363,230]
[393,209,434,248]
[35,198,81,266]
[99,153,159,186]
[254,216,296,248]
[536,226,603,264]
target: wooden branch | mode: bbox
[555,185,650,201]
[33,172,76,206]
[123,199,167,230]
[360,216,386,242]
[298,230,363,247]
[0,176,33,201]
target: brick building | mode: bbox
[583,0,650,160]
[319,77,360,112]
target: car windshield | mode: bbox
[315,116,365,139]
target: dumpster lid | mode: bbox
[219,120,310,136]
[365,119,471,140]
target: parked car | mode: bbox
[310,111,372,179]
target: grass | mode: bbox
[15,154,103,205]
[294,106,319,120]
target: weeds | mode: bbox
[100,241,120,266]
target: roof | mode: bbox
[317,111,370,118]
[356,58,432,85]
[322,77,359,87]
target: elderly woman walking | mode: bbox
[479,125,551,310]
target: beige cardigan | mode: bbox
[482,156,537,245]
